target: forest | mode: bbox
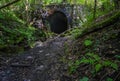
[0,0,120,81]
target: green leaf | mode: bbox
[75,60,81,66]
[69,66,77,73]
[106,77,113,81]
[110,63,118,70]
[79,77,89,81]
[103,60,118,70]
[95,64,102,72]
[103,60,111,66]
[86,53,100,61]
[80,58,90,64]
[84,39,93,46]
[88,58,96,64]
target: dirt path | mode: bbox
[0,37,72,81]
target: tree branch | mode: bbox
[0,0,21,10]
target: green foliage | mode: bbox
[95,64,102,72]
[0,10,46,53]
[70,28,82,39]
[106,77,113,81]
[74,10,120,40]
[115,55,120,59]
[69,53,118,74]
[103,60,118,70]
[79,76,89,81]
[43,0,63,5]
[0,23,34,47]
[84,39,93,46]
[0,10,24,23]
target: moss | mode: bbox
[92,10,120,28]
[75,10,120,39]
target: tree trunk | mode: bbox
[93,0,97,19]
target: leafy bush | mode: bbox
[0,10,46,53]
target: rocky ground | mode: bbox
[0,36,72,81]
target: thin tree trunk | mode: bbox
[70,4,74,28]
[25,0,30,24]
[93,0,97,19]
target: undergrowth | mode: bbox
[67,10,120,40]
[0,10,46,53]
[62,10,120,81]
